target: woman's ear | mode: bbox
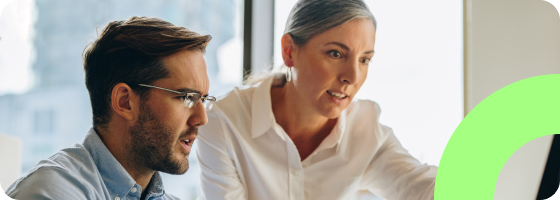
[281,33,296,67]
[110,83,139,122]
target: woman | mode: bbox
[197,0,436,199]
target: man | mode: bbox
[6,16,214,200]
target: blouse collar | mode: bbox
[251,76,277,139]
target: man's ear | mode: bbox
[281,33,296,67]
[110,83,139,122]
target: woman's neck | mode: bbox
[270,80,337,145]
[270,80,337,161]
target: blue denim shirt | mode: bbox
[6,128,179,200]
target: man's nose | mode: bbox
[187,100,208,127]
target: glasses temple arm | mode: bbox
[138,84,186,95]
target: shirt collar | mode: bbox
[316,109,348,151]
[251,76,278,139]
[82,128,166,199]
[144,172,166,199]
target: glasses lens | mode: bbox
[204,101,214,111]
[184,94,199,108]
[203,96,216,111]
[184,94,214,110]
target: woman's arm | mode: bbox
[197,110,248,200]
[361,125,437,200]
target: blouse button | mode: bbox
[115,197,120,200]
[131,187,138,193]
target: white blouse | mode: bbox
[197,77,436,200]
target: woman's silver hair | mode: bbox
[285,0,376,47]
[245,0,376,85]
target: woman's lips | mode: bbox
[326,90,348,104]
[327,90,348,99]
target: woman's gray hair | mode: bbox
[285,0,376,47]
[245,0,376,85]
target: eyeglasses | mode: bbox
[138,84,216,111]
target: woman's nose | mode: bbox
[339,60,360,85]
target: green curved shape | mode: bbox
[435,74,560,199]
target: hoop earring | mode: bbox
[286,67,292,82]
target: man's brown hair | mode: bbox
[83,16,211,129]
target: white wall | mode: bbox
[362,0,463,166]
[0,133,21,191]
[469,2,560,198]
[465,0,560,113]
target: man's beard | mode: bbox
[128,101,197,175]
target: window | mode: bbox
[0,0,243,198]
[33,110,54,135]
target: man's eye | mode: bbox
[328,50,342,58]
[179,95,192,100]
[186,95,200,102]
[361,58,371,64]
[199,96,208,103]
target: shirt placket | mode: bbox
[286,139,305,200]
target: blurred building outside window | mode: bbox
[0,0,243,199]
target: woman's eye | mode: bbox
[329,50,342,58]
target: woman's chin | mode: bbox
[319,107,344,119]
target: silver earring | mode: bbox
[286,67,292,82]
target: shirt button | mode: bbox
[115,197,120,200]
[131,187,138,193]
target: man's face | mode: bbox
[129,50,209,174]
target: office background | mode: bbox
[1,0,558,199]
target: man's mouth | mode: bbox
[182,139,194,146]
[179,128,198,153]
[327,90,348,99]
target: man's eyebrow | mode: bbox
[326,42,375,54]
[175,88,201,94]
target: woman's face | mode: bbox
[284,18,376,119]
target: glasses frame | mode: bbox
[138,84,215,111]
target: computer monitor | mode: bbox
[536,134,560,199]
[495,134,560,200]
